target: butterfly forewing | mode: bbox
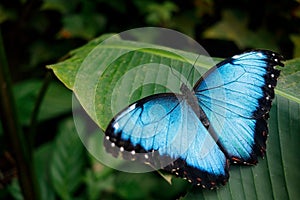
[105,93,229,188]
[194,50,284,164]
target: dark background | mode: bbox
[2,0,300,82]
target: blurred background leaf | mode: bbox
[203,9,279,51]
[50,118,86,200]
[13,79,72,125]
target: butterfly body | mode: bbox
[180,83,210,127]
[104,50,284,189]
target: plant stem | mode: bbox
[0,29,40,199]
[29,71,52,147]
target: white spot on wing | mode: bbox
[232,55,241,59]
[113,122,119,129]
[129,104,136,110]
[257,52,264,58]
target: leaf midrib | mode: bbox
[275,90,300,104]
[97,42,212,68]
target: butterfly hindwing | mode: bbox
[194,50,284,164]
[105,93,229,188]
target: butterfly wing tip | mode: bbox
[267,50,285,66]
[252,49,285,67]
[194,179,228,190]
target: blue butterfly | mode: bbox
[104,50,284,189]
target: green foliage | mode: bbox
[145,1,178,26]
[7,179,24,200]
[1,0,300,200]
[276,58,300,103]
[13,79,72,125]
[203,9,279,51]
[48,35,300,199]
[34,143,56,200]
[5,116,188,200]
[48,37,213,128]
[50,119,86,200]
[47,34,115,90]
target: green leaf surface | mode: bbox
[48,35,214,128]
[34,143,56,200]
[84,130,118,200]
[50,118,86,200]
[48,34,300,199]
[7,179,24,200]
[47,34,115,90]
[14,79,72,125]
[276,58,300,103]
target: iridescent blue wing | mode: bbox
[105,93,229,188]
[194,50,284,164]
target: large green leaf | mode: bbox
[48,34,300,199]
[48,35,213,128]
[48,34,115,90]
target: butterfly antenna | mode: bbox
[168,62,181,82]
[185,53,201,87]
[169,53,202,88]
